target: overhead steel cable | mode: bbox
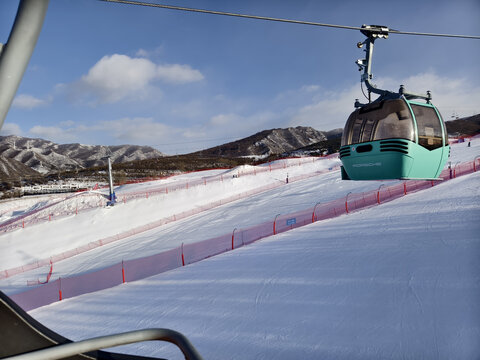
[387,29,480,39]
[100,0,480,40]
[100,0,363,31]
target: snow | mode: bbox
[0,158,341,274]
[1,140,479,359]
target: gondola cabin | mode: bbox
[340,97,450,180]
[339,25,450,181]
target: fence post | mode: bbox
[403,181,407,195]
[453,161,461,178]
[58,278,62,301]
[376,184,385,204]
[122,260,126,283]
[232,228,237,250]
[44,260,53,284]
[181,243,185,266]
[312,202,321,223]
[345,192,352,214]
[474,156,480,172]
[273,214,281,235]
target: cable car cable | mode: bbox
[100,0,480,40]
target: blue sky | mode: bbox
[1,0,479,154]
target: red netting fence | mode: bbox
[8,157,480,311]
[1,161,340,279]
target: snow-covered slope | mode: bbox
[29,171,480,360]
[0,139,479,359]
[0,157,342,276]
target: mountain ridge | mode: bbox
[192,126,333,158]
[0,135,164,175]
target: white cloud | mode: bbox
[381,72,480,119]
[29,125,77,142]
[60,120,75,127]
[21,71,478,154]
[72,54,204,104]
[98,117,172,143]
[209,111,275,132]
[135,48,149,57]
[12,94,49,109]
[26,117,177,146]
[156,64,204,84]
[209,113,240,126]
[181,128,206,139]
[288,84,360,131]
[301,85,320,93]
[204,111,276,144]
[135,46,164,58]
[78,54,157,104]
[170,100,208,119]
[287,71,480,131]
[0,123,23,136]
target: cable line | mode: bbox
[100,0,480,40]
[100,0,363,31]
